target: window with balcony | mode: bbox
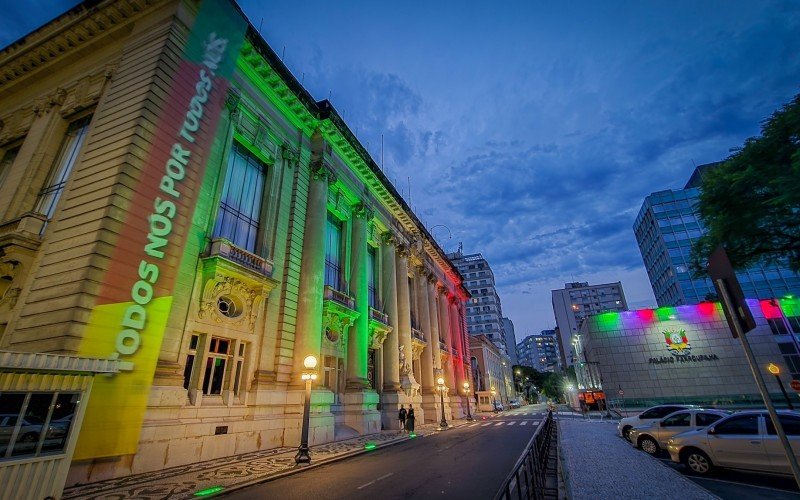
[212,142,267,254]
[34,116,92,223]
[325,213,344,291]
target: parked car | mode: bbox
[618,404,697,440]
[493,401,505,411]
[628,408,729,455]
[667,410,800,475]
[509,400,521,409]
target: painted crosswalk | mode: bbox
[466,420,540,428]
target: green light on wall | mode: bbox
[595,312,621,331]
[409,432,417,438]
[194,486,225,497]
[656,307,677,321]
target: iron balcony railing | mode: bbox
[369,307,389,325]
[494,411,555,500]
[323,285,356,310]
[411,328,425,342]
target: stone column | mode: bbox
[416,268,435,395]
[449,299,465,389]
[381,234,400,393]
[396,245,413,385]
[437,288,456,395]
[293,165,330,384]
[346,205,370,390]
[425,277,445,418]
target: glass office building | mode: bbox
[634,164,800,306]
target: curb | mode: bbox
[215,421,469,498]
[556,419,573,500]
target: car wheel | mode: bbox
[639,436,659,455]
[683,449,713,475]
[622,426,632,440]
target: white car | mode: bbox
[667,410,800,475]
[628,409,729,455]
[618,404,696,440]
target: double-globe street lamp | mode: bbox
[295,355,318,464]
[437,376,449,429]
[463,381,474,421]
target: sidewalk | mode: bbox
[558,419,718,500]
[63,419,470,500]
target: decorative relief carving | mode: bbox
[198,275,263,331]
[312,163,336,183]
[395,243,410,259]
[381,231,396,247]
[280,142,300,168]
[0,104,35,145]
[399,345,420,398]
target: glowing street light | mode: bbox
[463,381,474,421]
[295,355,318,464]
[437,376,449,429]
[768,362,794,410]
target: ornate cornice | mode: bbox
[0,0,159,87]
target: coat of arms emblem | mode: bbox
[663,329,690,355]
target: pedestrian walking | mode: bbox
[398,405,407,432]
[406,404,415,433]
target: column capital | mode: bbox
[426,272,438,285]
[396,243,411,259]
[436,284,449,296]
[311,162,337,183]
[381,231,397,247]
[353,201,374,220]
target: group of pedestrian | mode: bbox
[398,404,415,433]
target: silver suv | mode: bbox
[628,409,729,455]
[667,410,800,475]
[618,404,696,440]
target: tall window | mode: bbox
[367,245,377,308]
[34,116,91,221]
[213,143,266,253]
[325,214,343,291]
[0,145,20,188]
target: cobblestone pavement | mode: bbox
[63,419,468,500]
[559,419,719,500]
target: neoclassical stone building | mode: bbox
[0,0,471,484]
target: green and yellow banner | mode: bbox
[75,0,247,459]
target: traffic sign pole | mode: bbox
[717,278,800,488]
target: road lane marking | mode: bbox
[508,421,516,426]
[481,423,492,427]
[356,472,394,490]
[494,422,504,426]
[520,421,527,426]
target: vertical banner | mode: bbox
[75,0,247,459]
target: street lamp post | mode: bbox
[491,387,497,412]
[295,355,318,464]
[463,381,474,421]
[769,363,795,410]
[437,376,449,428]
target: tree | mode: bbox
[691,93,800,275]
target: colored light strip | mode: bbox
[364,442,377,450]
[194,486,225,497]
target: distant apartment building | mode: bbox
[634,163,800,307]
[449,250,510,354]
[470,334,515,408]
[517,330,560,372]
[501,317,519,365]
[552,282,628,367]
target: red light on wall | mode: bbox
[698,302,716,317]
[760,299,782,320]
[637,309,655,322]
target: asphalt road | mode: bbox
[224,404,549,500]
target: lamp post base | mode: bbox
[295,445,311,464]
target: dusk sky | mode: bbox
[3,0,799,343]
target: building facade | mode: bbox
[517,330,561,372]
[551,281,628,367]
[580,298,800,407]
[469,334,514,406]
[449,251,510,354]
[634,164,800,306]
[0,0,472,485]
[501,317,518,365]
